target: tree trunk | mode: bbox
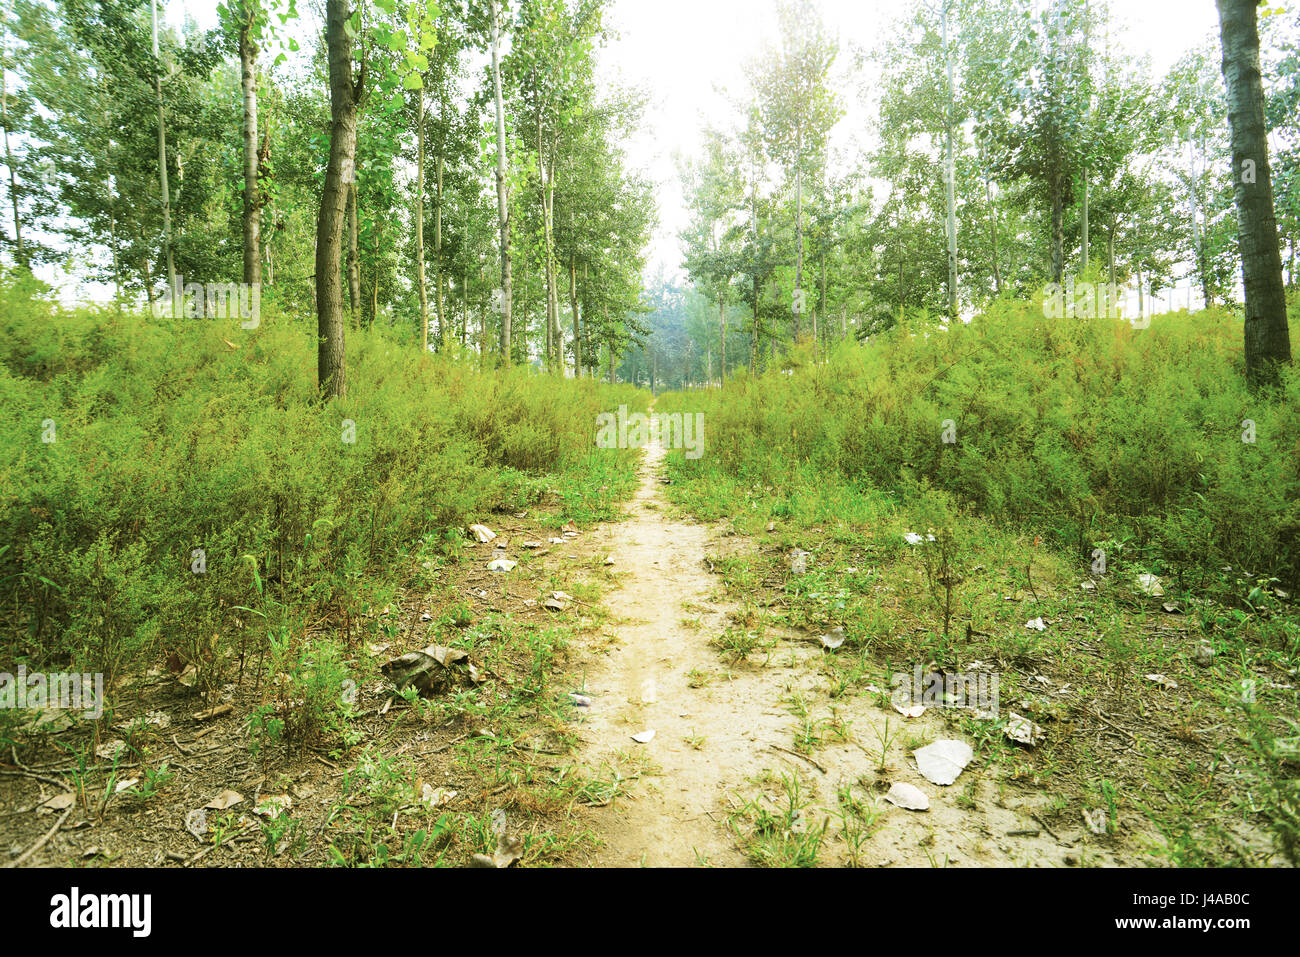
[239,14,261,289]
[718,299,726,384]
[1,39,26,268]
[570,256,581,376]
[436,151,446,348]
[1050,165,1065,284]
[1081,166,1089,272]
[794,142,804,340]
[1217,0,1291,384]
[941,0,958,320]
[489,0,513,364]
[416,87,428,352]
[347,182,360,326]
[151,0,177,296]
[315,0,360,399]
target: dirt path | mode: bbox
[573,437,1126,868]
[572,437,801,866]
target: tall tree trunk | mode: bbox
[436,151,446,348]
[239,12,261,289]
[719,298,726,384]
[1081,167,1089,272]
[941,0,958,320]
[1217,0,1291,384]
[982,150,1002,295]
[1050,164,1065,284]
[570,256,581,376]
[489,0,512,364]
[794,135,804,341]
[315,0,361,399]
[416,87,428,352]
[151,0,177,296]
[1,38,26,268]
[347,182,360,325]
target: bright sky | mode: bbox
[168,0,1225,284]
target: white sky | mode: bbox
[169,0,1224,284]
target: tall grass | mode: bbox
[0,274,644,690]
[659,295,1300,593]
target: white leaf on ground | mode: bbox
[469,524,496,543]
[819,626,845,650]
[1135,573,1164,596]
[521,541,542,549]
[1025,617,1048,631]
[543,598,566,611]
[487,558,516,572]
[885,782,930,811]
[1145,673,1178,689]
[893,699,927,718]
[548,537,564,545]
[1161,602,1182,614]
[913,740,974,786]
[1079,580,1096,591]
[1005,713,1045,747]
[204,789,243,810]
[903,532,924,545]
[113,778,138,794]
[631,729,656,744]
[568,693,592,707]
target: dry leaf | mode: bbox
[885,782,930,811]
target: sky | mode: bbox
[167,0,1225,285]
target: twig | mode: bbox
[769,744,827,774]
[6,807,72,868]
[1026,563,1039,602]
[0,767,76,791]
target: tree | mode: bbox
[749,0,840,341]
[315,0,365,398]
[1217,0,1291,385]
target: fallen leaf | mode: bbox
[1135,573,1164,597]
[40,792,75,812]
[885,782,930,811]
[469,524,496,543]
[913,740,974,786]
[631,729,656,744]
[1004,712,1045,747]
[1145,673,1178,689]
[1025,617,1048,631]
[204,789,243,810]
[818,626,845,650]
[487,558,516,572]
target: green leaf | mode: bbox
[404,73,423,90]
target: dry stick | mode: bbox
[769,744,827,774]
[1026,563,1039,602]
[0,767,76,792]
[6,807,72,868]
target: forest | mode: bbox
[0,0,1297,885]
